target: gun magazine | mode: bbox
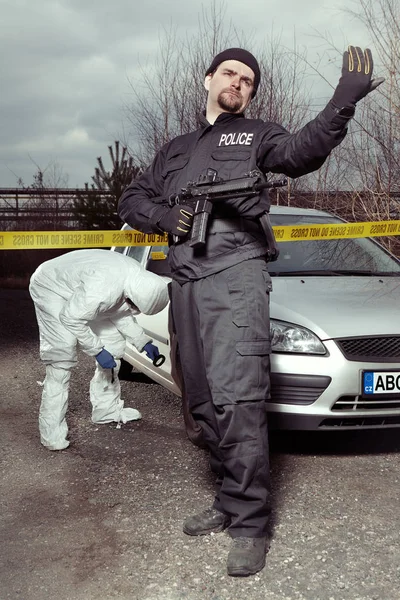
[189,212,209,248]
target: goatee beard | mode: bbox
[217,91,242,113]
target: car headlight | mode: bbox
[270,319,327,355]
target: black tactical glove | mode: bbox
[332,45,385,109]
[157,204,194,237]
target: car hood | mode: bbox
[270,276,400,339]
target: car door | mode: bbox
[122,243,181,395]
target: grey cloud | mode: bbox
[0,0,372,188]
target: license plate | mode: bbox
[362,371,400,395]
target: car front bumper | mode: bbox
[268,340,400,430]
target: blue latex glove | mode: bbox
[95,348,117,369]
[143,342,160,361]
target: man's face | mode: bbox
[205,59,255,114]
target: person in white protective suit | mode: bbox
[29,248,169,451]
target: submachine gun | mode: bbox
[169,169,287,261]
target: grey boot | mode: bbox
[183,507,230,536]
[227,536,268,577]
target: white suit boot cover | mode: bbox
[39,365,71,450]
[90,360,142,424]
[119,407,142,423]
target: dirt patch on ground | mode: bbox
[1,289,400,600]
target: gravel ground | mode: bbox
[1,288,400,600]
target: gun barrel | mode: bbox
[205,178,257,195]
[179,176,287,202]
[255,178,288,191]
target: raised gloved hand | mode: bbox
[95,348,117,369]
[142,342,160,361]
[157,205,193,237]
[332,45,385,108]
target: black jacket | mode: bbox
[118,102,351,281]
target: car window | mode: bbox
[126,245,147,263]
[269,214,400,275]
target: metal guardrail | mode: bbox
[1,187,399,224]
[0,188,113,223]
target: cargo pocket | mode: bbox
[234,339,271,402]
[211,149,251,180]
[162,153,189,192]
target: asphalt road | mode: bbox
[1,289,400,600]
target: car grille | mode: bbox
[270,374,331,405]
[332,395,400,411]
[319,416,400,428]
[270,384,326,405]
[335,335,400,362]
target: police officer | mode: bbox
[118,47,383,576]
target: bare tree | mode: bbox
[310,0,400,253]
[123,1,311,170]
[11,159,71,231]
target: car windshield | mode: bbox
[269,214,400,276]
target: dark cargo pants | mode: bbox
[170,258,272,537]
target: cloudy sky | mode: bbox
[0,0,372,189]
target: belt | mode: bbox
[207,217,260,234]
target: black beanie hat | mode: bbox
[205,48,260,97]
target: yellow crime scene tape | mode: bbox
[0,230,168,250]
[0,220,400,250]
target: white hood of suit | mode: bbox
[30,249,169,357]
[124,267,169,315]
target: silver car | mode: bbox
[113,206,400,438]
